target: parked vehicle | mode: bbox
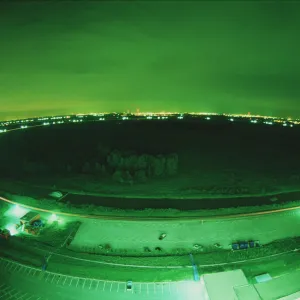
[231,240,260,250]
[48,191,63,199]
[159,233,167,240]
[126,281,133,291]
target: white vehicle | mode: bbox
[48,191,63,199]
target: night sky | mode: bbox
[1,1,300,120]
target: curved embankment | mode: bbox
[1,195,300,220]
[62,190,300,210]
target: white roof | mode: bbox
[203,269,248,300]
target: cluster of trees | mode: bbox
[4,140,179,184]
[19,149,179,184]
[106,150,179,183]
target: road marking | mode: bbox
[17,293,28,300]
[0,286,11,294]
[103,281,106,291]
[69,278,73,286]
[8,263,15,271]
[56,275,63,284]
[82,279,87,289]
[8,291,22,300]
[28,269,35,276]
[50,274,56,284]
[158,284,163,295]
[75,278,80,288]
[14,265,21,272]
[109,282,113,292]
[0,288,15,299]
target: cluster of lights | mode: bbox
[4,204,64,236]
[1,113,300,131]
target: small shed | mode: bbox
[20,211,40,225]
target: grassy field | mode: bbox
[1,120,300,204]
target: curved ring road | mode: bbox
[1,195,299,221]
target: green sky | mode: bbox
[1,1,300,120]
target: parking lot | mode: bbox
[0,257,201,300]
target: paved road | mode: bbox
[0,258,201,300]
[1,195,300,221]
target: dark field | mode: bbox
[1,119,300,208]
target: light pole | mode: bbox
[189,253,200,281]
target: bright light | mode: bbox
[5,224,18,236]
[184,281,207,299]
[5,204,28,218]
[49,213,58,222]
